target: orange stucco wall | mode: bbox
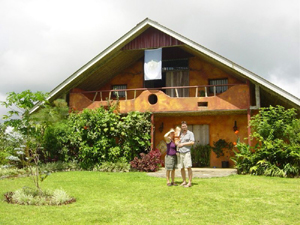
[98,60,144,100]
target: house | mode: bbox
[32,18,300,168]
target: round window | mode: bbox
[148,94,158,105]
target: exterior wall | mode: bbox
[154,114,248,168]
[189,57,243,86]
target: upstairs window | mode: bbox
[112,84,126,98]
[209,78,228,94]
[162,59,189,71]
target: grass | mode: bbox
[0,171,299,225]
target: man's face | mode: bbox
[181,123,187,131]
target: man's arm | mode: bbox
[178,131,195,148]
[177,141,194,148]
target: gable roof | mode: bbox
[31,18,300,113]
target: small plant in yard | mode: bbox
[4,187,75,206]
[130,148,162,172]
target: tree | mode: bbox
[0,90,69,190]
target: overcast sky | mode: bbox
[0,0,299,122]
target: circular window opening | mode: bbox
[148,94,158,105]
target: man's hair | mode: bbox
[181,121,187,125]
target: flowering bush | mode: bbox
[130,149,162,172]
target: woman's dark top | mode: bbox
[166,141,177,156]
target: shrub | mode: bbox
[232,106,300,177]
[130,149,162,172]
[0,167,27,179]
[93,158,130,172]
[57,106,152,169]
[39,160,80,172]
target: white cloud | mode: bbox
[268,67,300,98]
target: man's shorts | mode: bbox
[178,152,192,169]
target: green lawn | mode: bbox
[0,172,299,225]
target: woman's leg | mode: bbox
[166,170,171,185]
[171,169,175,183]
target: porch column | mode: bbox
[247,80,251,146]
[151,114,154,151]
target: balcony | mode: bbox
[69,84,250,114]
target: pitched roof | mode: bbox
[31,18,300,113]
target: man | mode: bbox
[177,121,195,187]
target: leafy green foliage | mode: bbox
[232,106,300,177]
[191,144,211,167]
[39,160,80,173]
[1,90,48,137]
[0,167,27,179]
[54,104,152,169]
[212,139,233,158]
[1,90,152,172]
[93,158,130,172]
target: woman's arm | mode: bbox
[164,129,174,143]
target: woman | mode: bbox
[164,128,178,186]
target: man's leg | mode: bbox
[184,152,193,187]
[180,168,187,185]
[186,168,193,187]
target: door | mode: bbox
[190,124,209,146]
[166,71,189,97]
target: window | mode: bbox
[112,85,126,98]
[162,59,189,71]
[209,78,228,94]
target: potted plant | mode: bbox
[212,139,233,168]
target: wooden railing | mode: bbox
[78,84,245,102]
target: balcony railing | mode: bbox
[77,84,246,102]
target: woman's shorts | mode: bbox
[178,152,192,169]
[165,155,177,170]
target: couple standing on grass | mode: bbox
[164,121,195,188]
